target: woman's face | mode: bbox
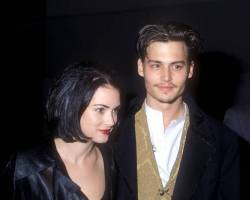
[80,84,120,143]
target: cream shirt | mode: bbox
[145,102,186,187]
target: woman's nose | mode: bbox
[104,111,116,126]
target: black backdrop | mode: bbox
[2,0,250,176]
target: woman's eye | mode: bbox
[112,108,119,115]
[95,108,105,113]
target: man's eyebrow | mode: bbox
[170,61,186,65]
[147,59,162,63]
[147,59,186,65]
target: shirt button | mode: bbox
[159,189,165,196]
[152,145,156,152]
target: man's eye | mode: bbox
[150,64,160,69]
[172,64,183,70]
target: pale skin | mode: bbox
[55,84,120,200]
[138,41,194,128]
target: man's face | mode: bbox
[138,41,194,107]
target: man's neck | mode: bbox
[145,97,185,129]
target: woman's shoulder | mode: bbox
[15,139,56,180]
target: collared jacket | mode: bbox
[0,139,117,200]
[114,97,240,200]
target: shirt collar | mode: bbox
[144,100,187,128]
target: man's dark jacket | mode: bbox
[114,98,240,200]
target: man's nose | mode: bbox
[161,66,172,81]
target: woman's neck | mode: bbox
[54,138,98,166]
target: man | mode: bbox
[115,22,239,200]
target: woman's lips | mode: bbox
[99,129,111,135]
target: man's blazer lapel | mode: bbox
[115,116,137,196]
[172,114,216,200]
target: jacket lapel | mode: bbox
[172,111,216,200]
[115,116,137,196]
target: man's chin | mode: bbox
[156,94,181,104]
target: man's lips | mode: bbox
[99,129,111,135]
[156,84,175,91]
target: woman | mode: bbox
[1,62,121,199]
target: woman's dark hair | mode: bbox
[46,62,121,142]
[136,22,202,63]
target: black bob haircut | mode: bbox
[46,62,121,143]
[136,21,202,63]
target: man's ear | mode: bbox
[188,61,194,79]
[137,58,144,77]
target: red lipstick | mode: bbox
[100,129,111,135]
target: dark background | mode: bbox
[2,0,250,179]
